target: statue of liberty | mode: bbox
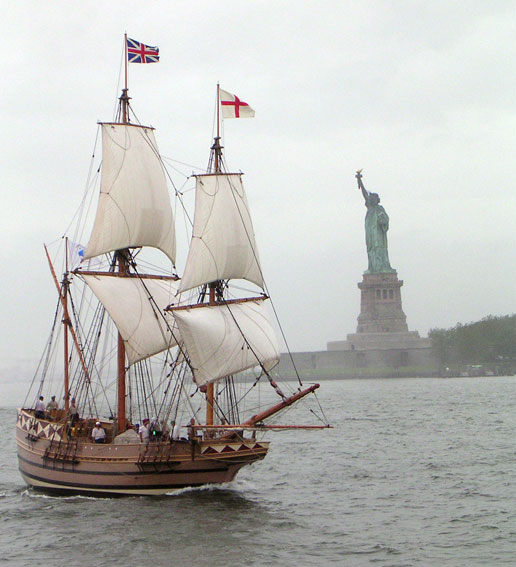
[355,170,395,274]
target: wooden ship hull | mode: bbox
[17,409,268,496]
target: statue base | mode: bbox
[327,271,432,360]
[356,271,408,333]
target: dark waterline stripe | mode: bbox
[20,469,212,492]
[18,454,229,477]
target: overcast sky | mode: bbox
[1,2,515,389]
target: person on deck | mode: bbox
[91,422,106,444]
[46,396,59,411]
[35,396,46,419]
[187,418,197,442]
[139,418,150,443]
[161,421,170,440]
[171,420,180,441]
[68,398,79,425]
[149,417,162,441]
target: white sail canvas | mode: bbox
[82,273,181,365]
[84,124,176,263]
[171,299,279,386]
[179,174,264,293]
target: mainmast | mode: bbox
[116,252,128,432]
[115,33,130,432]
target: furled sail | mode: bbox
[170,298,279,386]
[82,273,181,365]
[179,174,264,293]
[84,124,176,263]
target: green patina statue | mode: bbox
[356,170,395,274]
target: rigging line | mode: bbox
[112,47,125,121]
[226,377,242,424]
[219,296,286,400]
[161,359,183,426]
[62,125,102,238]
[67,306,94,417]
[143,360,160,420]
[160,355,183,421]
[128,119,195,231]
[224,373,262,417]
[163,165,193,228]
[137,363,151,422]
[209,379,238,424]
[136,360,155,420]
[68,289,112,419]
[161,155,205,175]
[73,167,101,252]
[83,302,114,418]
[312,390,330,425]
[141,358,174,416]
[181,383,202,422]
[127,262,192,368]
[225,376,240,424]
[288,386,329,425]
[309,407,329,426]
[134,363,145,425]
[223,174,303,386]
[25,297,62,407]
[224,175,281,304]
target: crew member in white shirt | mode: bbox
[35,396,46,419]
[91,422,106,444]
[171,420,180,441]
[138,418,150,442]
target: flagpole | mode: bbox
[215,83,220,173]
[123,33,128,123]
[124,33,128,94]
[217,83,220,143]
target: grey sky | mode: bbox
[1,2,515,385]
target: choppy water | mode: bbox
[2,377,516,566]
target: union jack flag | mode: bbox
[127,38,159,64]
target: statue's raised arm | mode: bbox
[355,169,368,203]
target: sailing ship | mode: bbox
[16,39,329,496]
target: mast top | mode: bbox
[119,88,131,124]
[208,136,224,174]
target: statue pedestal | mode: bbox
[356,272,407,333]
[327,272,431,359]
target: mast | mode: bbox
[45,245,92,386]
[116,34,129,432]
[206,283,216,427]
[205,84,222,427]
[63,239,70,411]
[116,251,128,432]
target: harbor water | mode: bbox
[1,376,516,566]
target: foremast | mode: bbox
[186,85,321,432]
[205,84,224,429]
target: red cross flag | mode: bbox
[220,89,255,119]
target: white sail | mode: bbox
[171,298,279,386]
[84,124,176,263]
[82,273,181,365]
[179,174,264,293]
